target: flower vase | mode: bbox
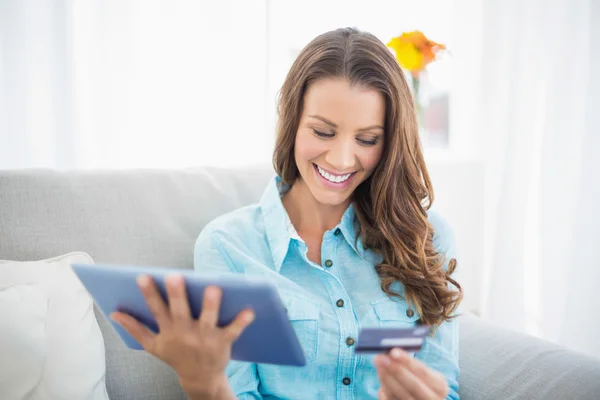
[411,72,428,136]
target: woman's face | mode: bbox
[294,78,385,207]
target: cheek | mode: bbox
[359,146,384,172]
[295,132,326,163]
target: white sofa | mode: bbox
[1,166,599,399]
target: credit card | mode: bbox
[354,326,431,354]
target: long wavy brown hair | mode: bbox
[272,27,462,328]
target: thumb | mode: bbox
[378,387,389,400]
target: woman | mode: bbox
[111,27,463,399]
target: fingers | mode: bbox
[165,274,192,325]
[379,348,441,400]
[138,275,170,327]
[375,355,414,400]
[406,354,449,396]
[111,311,156,351]
[196,285,255,342]
[197,286,222,329]
[377,387,389,400]
[222,308,255,343]
[389,348,448,398]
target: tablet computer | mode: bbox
[71,263,306,366]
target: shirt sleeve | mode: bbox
[193,224,263,399]
[417,211,460,399]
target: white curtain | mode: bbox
[478,0,600,358]
[1,0,458,171]
[0,0,269,170]
[0,1,74,169]
[0,0,454,171]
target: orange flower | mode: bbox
[387,31,446,76]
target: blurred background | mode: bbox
[1,0,599,358]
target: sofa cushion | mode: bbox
[0,252,109,400]
[460,315,600,399]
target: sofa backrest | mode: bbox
[0,166,274,267]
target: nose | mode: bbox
[325,137,355,172]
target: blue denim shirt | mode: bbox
[194,176,459,399]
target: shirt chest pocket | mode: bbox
[370,298,420,328]
[281,292,320,362]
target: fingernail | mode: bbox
[390,348,404,359]
[205,286,217,300]
[245,312,255,323]
[167,274,183,286]
[137,275,149,287]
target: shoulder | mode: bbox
[427,208,454,242]
[195,203,264,249]
[426,208,457,262]
[193,203,271,274]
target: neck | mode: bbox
[282,178,350,236]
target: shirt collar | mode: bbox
[338,202,364,256]
[260,176,365,273]
[259,176,292,274]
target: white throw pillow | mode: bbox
[0,252,110,400]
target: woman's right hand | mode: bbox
[110,274,255,399]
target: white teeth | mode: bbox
[317,165,352,183]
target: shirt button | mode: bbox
[406,309,415,317]
[324,259,333,267]
[334,228,341,236]
[336,299,344,307]
[342,377,351,385]
[345,337,355,346]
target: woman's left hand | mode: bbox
[374,348,449,400]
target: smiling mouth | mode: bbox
[313,163,356,183]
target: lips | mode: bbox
[313,163,356,189]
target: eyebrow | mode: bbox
[308,114,384,132]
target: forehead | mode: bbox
[302,78,385,127]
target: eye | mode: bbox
[313,129,334,139]
[357,137,380,146]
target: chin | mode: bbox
[307,175,358,207]
[311,190,351,207]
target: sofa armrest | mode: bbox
[459,314,600,399]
